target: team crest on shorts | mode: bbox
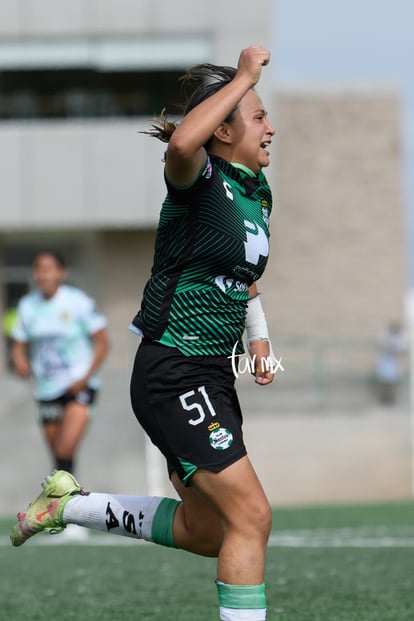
[209,427,233,451]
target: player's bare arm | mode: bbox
[166,46,270,187]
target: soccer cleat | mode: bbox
[10,470,83,547]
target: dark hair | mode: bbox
[33,250,67,269]
[141,63,238,150]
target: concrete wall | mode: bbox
[0,121,166,229]
[100,230,156,369]
[0,0,273,229]
[263,89,407,380]
[0,0,269,40]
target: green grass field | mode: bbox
[1,501,414,620]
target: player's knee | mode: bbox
[230,497,272,542]
[260,500,272,539]
[251,497,272,540]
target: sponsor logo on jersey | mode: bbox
[215,275,234,292]
[262,207,270,227]
[215,275,248,294]
[234,265,260,281]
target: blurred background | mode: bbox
[0,0,411,513]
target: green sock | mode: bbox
[151,498,180,548]
[216,581,267,620]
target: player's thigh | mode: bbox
[191,455,272,536]
[171,471,224,552]
[172,471,223,529]
[56,401,89,453]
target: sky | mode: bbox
[272,0,414,283]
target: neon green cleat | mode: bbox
[10,470,83,547]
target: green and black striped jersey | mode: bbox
[132,155,272,356]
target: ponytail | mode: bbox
[141,63,238,147]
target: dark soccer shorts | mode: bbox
[130,338,247,485]
[38,386,97,424]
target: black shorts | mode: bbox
[130,339,247,485]
[38,387,97,424]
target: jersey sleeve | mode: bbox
[77,291,107,335]
[165,156,214,205]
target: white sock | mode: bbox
[63,493,164,541]
[219,608,266,621]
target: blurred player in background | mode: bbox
[12,45,276,621]
[11,250,109,475]
[375,320,408,404]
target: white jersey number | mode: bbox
[179,386,217,426]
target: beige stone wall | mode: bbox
[100,230,156,370]
[260,89,407,383]
[99,229,156,366]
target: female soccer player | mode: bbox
[11,250,109,475]
[12,46,276,621]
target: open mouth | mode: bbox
[260,141,271,149]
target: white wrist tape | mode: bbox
[245,294,269,343]
[245,295,281,373]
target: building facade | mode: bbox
[0,0,273,373]
[0,1,410,504]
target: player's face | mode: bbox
[229,90,275,173]
[33,254,66,298]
